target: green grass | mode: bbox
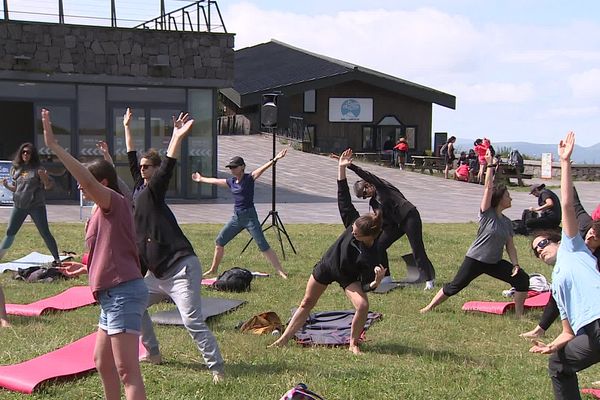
[1,222,598,399]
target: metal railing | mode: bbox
[134,1,226,33]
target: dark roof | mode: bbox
[224,40,455,109]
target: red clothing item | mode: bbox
[455,164,470,181]
[85,190,142,297]
[394,142,408,152]
[592,204,600,221]
[474,139,490,164]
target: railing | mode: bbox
[134,1,227,33]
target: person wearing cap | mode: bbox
[192,150,289,279]
[526,183,561,231]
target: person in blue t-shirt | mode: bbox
[528,132,600,400]
[192,149,288,278]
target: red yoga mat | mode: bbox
[582,388,600,398]
[0,332,147,394]
[461,291,551,315]
[6,286,96,317]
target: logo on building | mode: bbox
[340,99,361,120]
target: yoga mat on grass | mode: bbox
[6,286,95,317]
[582,388,600,398]
[0,332,147,394]
[151,297,246,325]
[0,252,73,273]
[461,291,551,315]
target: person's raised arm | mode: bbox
[337,149,360,227]
[96,141,114,166]
[166,112,193,159]
[559,132,577,237]
[338,149,351,181]
[480,149,495,212]
[251,148,287,180]
[123,108,135,152]
[42,109,112,210]
[191,172,228,188]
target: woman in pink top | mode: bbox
[42,109,148,400]
[474,138,490,184]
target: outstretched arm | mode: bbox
[480,149,495,212]
[251,148,288,180]
[559,132,577,237]
[42,109,112,210]
[337,149,359,227]
[96,141,114,166]
[191,172,228,188]
[166,112,194,159]
[123,108,135,152]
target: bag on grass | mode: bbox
[213,267,253,292]
[239,311,283,335]
[280,383,325,400]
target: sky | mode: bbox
[5,0,600,147]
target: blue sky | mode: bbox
[6,0,600,147]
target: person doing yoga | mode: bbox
[269,149,386,354]
[420,149,530,317]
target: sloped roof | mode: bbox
[224,39,455,109]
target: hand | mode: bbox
[96,141,109,154]
[172,112,194,139]
[558,131,575,162]
[511,265,520,277]
[338,148,353,168]
[123,108,132,127]
[41,109,57,147]
[484,148,494,165]
[2,178,7,187]
[59,261,88,277]
[528,206,535,212]
[191,171,203,183]
[529,339,554,354]
[274,148,288,161]
[202,268,217,277]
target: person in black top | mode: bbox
[123,108,224,383]
[269,149,386,354]
[348,159,436,290]
[526,184,561,230]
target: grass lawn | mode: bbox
[0,222,598,399]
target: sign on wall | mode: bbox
[0,160,14,206]
[541,152,553,179]
[328,98,373,122]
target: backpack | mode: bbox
[239,311,283,335]
[280,383,325,400]
[529,273,551,292]
[213,267,253,292]
[508,149,525,173]
[439,143,448,156]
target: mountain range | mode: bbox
[454,139,600,164]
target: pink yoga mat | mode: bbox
[6,286,96,317]
[462,291,551,315]
[0,332,147,394]
[202,278,216,286]
[582,388,600,398]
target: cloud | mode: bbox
[535,106,600,119]
[445,82,535,104]
[568,69,600,99]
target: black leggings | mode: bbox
[443,256,529,297]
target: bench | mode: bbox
[495,164,532,186]
[410,156,445,174]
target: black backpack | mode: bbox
[439,143,448,156]
[213,267,253,292]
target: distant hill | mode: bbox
[454,139,600,164]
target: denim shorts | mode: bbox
[216,207,270,251]
[98,278,148,336]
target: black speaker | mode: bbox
[261,94,279,128]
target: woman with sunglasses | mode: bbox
[421,149,530,316]
[528,132,600,399]
[348,159,436,290]
[0,143,60,265]
[269,149,386,354]
[191,150,288,279]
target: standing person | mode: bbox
[442,136,456,179]
[393,137,409,169]
[474,138,490,184]
[269,149,386,354]
[0,286,9,327]
[526,183,561,231]
[192,151,288,279]
[41,109,148,400]
[420,149,530,316]
[528,132,600,400]
[123,108,225,383]
[0,143,60,264]
[348,159,436,289]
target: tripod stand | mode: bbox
[241,131,296,259]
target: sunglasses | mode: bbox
[22,150,31,155]
[533,238,551,258]
[140,164,154,170]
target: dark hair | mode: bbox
[490,184,508,208]
[86,159,122,194]
[447,136,456,143]
[12,142,41,168]
[474,138,483,146]
[529,229,562,256]
[353,180,374,199]
[591,220,600,234]
[354,211,383,238]
[141,148,161,167]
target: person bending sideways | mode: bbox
[42,109,148,400]
[528,132,600,400]
[421,149,530,317]
[269,149,386,354]
[192,150,288,279]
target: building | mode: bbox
[220,40,455,156]
[0,1,234,200]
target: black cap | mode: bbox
[225,156,245,168]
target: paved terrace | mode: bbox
[1,135,598,224]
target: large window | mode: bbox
[362,126,375,151]
[188,89,214,198]
[78,85,106,163]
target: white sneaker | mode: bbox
[424,280,435,290]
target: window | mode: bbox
[362,126,375,151]
[304,90,316,113]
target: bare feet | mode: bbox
[140,353,163,365]
[349,343,362,355]
[268,337,287,348]
[278,270,288,279]
[519,326,545,339]
[0,318,11,328]
[592,381,600,389]
[212,372,225,384]
[202,269,217,277]
[420,306,432,314]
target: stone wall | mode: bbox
[524,160,600,181]
[0,20,234,82]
